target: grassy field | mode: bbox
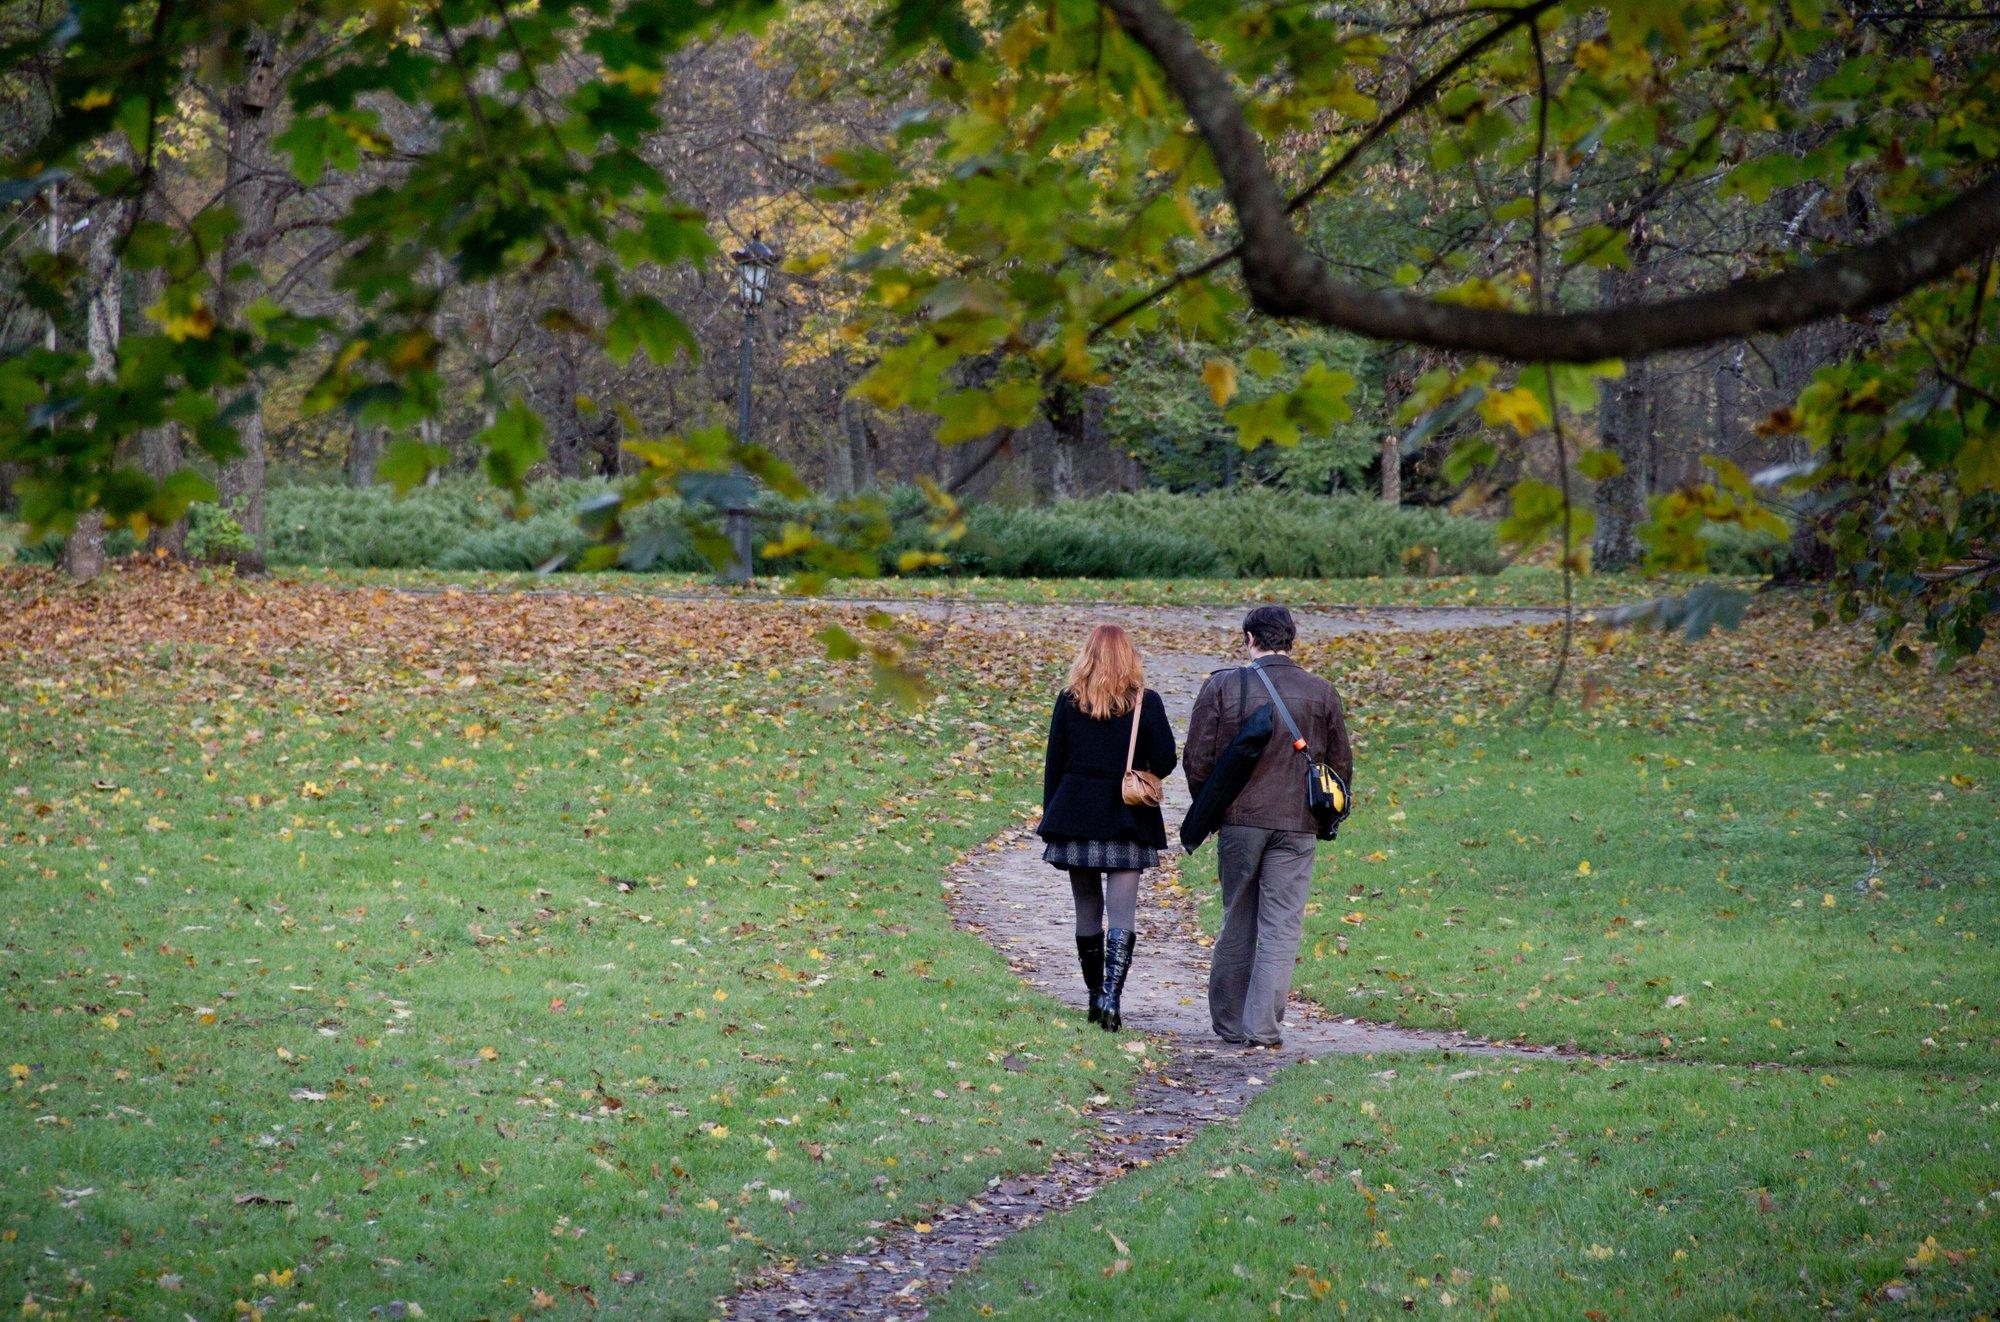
[931,603,1999,1317]
[6,566,1995,1319]
[0,569,1140,1318]
[934,1055,1999,1318]
[1274,609,2000,1070]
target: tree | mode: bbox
[3,0,1996,659]
[834,0,1999,657]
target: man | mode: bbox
[1184,605,1353,1048]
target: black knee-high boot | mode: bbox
[1094,928,1136,1032]
[1076,933,1105,1025]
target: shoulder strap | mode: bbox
[1125,691,1143,774]
[1249,663,1312,757]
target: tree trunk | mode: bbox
[64,185,127,580]
[215,35,281,573]
[1768,323,1843,582]
[1043,382,1108,500]
[142,425,187,558]
[1591,264,1650,572]
[840,396,876,491]
[348,422,384,487]
[219,405,268,570]
[1379,434,1401,504]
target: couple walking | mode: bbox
[1038,606,1353,1045]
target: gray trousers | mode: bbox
[1208,825,1318,1044]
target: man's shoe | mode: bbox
[1094,928,1137,1032]
[1076,932,1105,1025]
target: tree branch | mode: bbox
[1098,0,2000,363]
[1091,0,1559,340]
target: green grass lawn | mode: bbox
[934,1055,1999,1319]
[6,569,1995,1319]
[1285,725,1998,1068]
[1270,612,2000,1070]
[934,603,1998,1317]
[0,573,1136,1318]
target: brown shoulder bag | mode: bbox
[1120,695,1163,807]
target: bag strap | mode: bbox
[1248,662,1313,759]
[1124,692,1143,774]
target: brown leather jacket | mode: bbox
[1184,654,1353,835]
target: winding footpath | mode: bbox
[719,606,1572,1320]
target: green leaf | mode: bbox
[478,403,547,495]
[1577,448,1625,481]
[1226,395,1300,450]
[377,438,452,493]
[605,295,695,367]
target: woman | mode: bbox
[1039,624,1178,1032]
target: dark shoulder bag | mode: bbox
[1247,664,1352,841]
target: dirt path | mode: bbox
[719,631,1565,1320]
[374,579,1574,645]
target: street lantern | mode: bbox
[721,232,779,584]
[732,235,777,309]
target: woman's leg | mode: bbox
[1097,869,1144,1032]
[1068,868,1106,936]
[1069,869,1107,1024]
[1102,870,1142,932]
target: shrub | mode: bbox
[14,524,139,564]
[219,477,1508,581]
[957,488,1500,579]
[186,506,251,563]
[1696,521,1789,576]
[958,507,1228,578]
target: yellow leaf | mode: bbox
[7,1064,27,1081]
[1577,860,1592,876]
[1479,387,1549,437]
[99,1014,119,1031]
[1203,359,1238,407]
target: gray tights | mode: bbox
[1070,868,1141,935]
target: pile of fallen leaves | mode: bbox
[0,563,1067,714]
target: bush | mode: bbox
[186,505,251,563]
[958,488,1501,579]
[1697,521,1789,576]
[213,479,1510,581]
[13,524,139,564]
[958,507,1228,578]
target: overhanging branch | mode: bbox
[1099,0,2000,363]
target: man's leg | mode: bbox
[1207,826,1270,1042]
[1239,831,1318,1045]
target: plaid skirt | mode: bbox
[1042,837,1160,872]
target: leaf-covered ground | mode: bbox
[296,564,1717,609]
[5,568,1995,1319]
[936,600,1998,1317]
[0,568,1136,1318]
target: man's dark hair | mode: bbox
[1242,605,1297,652]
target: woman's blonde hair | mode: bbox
[1066,624,1145,719]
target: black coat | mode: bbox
[1039,689,1179,848]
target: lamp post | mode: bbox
[722,232,778,584]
